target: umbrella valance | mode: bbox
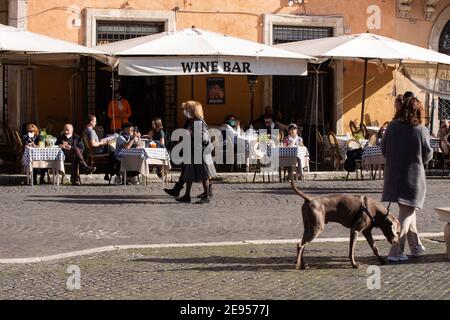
[98,27,313,76]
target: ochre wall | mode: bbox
[177,75,262,127]
[23,0,448,131]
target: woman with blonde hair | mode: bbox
[382,97,433,262]
[176,101,216,204]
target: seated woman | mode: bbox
[22,123,47,184]
[220,115,242,145]
[143,117,166,148]
[283,124,303,147]
[376,123,388,146]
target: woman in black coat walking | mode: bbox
[176,101,217,204]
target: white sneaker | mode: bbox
[410,245,426,257]
[388,255,409,262]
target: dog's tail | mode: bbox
[291,180,312,202]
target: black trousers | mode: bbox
[63,147,86,180]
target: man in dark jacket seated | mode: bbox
[56,124,96,185]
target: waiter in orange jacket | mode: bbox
[107,91,132,132]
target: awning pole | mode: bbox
[360,58,369,127]
[430,63,440,133]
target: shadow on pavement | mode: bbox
[134,253,447,272]
[25,194,175,205]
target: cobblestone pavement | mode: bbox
[0,179,448,259]
[0,238,448,300]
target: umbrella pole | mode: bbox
[111,70,116,132]
[191,75,194,100]
[430,63,440,133]
[360,58,369,127]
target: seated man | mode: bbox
[114,123,140,183]
[262,115,284,143]
[84,115,109,154]
[84,115,115,181]
[57,124,96,185]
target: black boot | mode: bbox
[175,194,191,203]
[81,163,96,174]
[197,184,213,199]
[164,184,183,197]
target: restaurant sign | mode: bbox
[118,57,307,76]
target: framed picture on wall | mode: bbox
[207,78,225,104]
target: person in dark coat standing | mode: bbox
[56,124,96,185]
[176,101,217,204]
[381,97,433,262]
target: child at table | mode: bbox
[283,124,303,147]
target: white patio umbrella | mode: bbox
[97,27,313,77]
[97,27,314,129]
[0,23,111,133]
[276,32,450,126]
[0,24,108,61]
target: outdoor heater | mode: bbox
[247,75,258,121]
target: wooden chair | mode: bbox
[349,121,358,136]
[83,135,110,169]
[12,130,24,172]
[360,123,369,139]
[439,138,450,178]
[327,131,343,171]
[250,141,274,183]
[345,139,363,180]
[315,129,325,164]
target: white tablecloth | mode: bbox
[118,148,171,180]
[326,136,369,158]
[362,146,385,166]
[268,146,310,173]
[22,147,65,185]
[430,138,441,153]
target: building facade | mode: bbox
[2,0,450,138]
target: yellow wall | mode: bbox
[23,0,449,131]
[177,75,262,127]
[35,68,84,135]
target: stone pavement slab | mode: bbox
[0,238,448,300]
[0,179,448,259]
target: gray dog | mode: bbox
[291,181,401,269]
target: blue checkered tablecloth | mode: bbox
[430,138,441,152]
[268,146,309,159]
[118,148,170,161]
[22,147,65,167]
[362,146,382,160]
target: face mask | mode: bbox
[227,120,236,127]
[27,132,34,138]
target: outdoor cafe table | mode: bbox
[118,147,171,185]
[22,147,65,186]
[362,146,384,179]
[327,135,369,159]
[268,146,310,180]
[430,137,441,153]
